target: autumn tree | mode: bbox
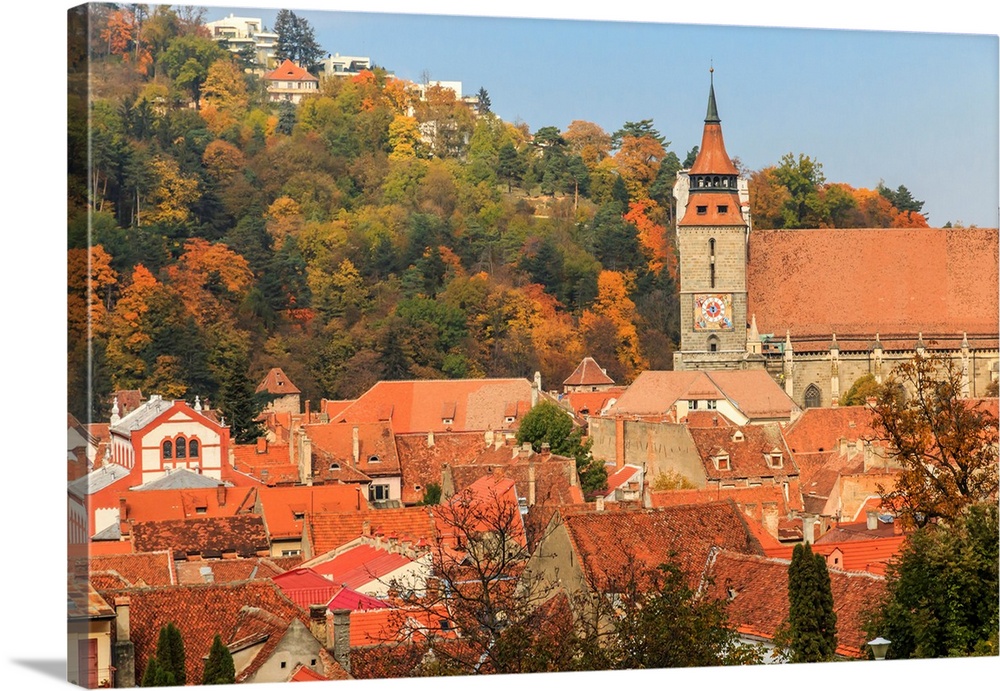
[159,35,228,107]
[563,120,612,169]
[864,502,999,659]
[867,353,999,528]
[573,557,762,670]
[580,270,647,382]
[782,543,837,663]
[202,634,236,684]
[387,479,577,675]
[772,153,828,228]
[840,373,879,406]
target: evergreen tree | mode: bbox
[785,543,838,662]
[202,634,236,685]
[275,100,296,135]
[155,622,186,685]
[476,86,491,114]
[217,361,267,444]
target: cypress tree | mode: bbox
[202,634,236,685]
[786,543,838,662]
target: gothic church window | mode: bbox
[804,384,822,408]
[162,440,173,459]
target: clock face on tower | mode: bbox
[694,293,734,331]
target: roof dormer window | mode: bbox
[731,430,745,442]
[696,205,708,215]
[442,418,454,426]
[714,453,731,471]
[767,449,784,469]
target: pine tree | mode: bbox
[785,543,838,662]
[202,634,236,685]
[217,361,267,444]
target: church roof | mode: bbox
[687,73,739,177]
[747,227,999,345]
[563,356,615,387]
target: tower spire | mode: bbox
[706,66,720,124]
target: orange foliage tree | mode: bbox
[624,198,673,278]
[580,270,647,382]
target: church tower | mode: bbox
[673,71,753,371]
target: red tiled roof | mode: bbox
[562,501,764,591]
[95,580,308,685]
[321,400,353,420]
[174,557,284,585]
[688,423,797,481]
[131,514,270,558]
[680,189,745,226]
[257,484,367,540]
[256,367,302,395]
[231,441,298,486]
[88,551,175,587]
[563,357,616,387]
[688,121,740,177]
[609,370,797,420]
[702,550,887,658]
[783,405,879,455]
[121,485,255,523]
[330,379,535,434]
[560,389,626,418]
[604,465,642,495]
[395,432,488,504]
[650,480,803,520]
[748,227,1000,344]
[264,59,319,82]
[305,421,401,481]
[308,507,438,555]
[309,544,417,590]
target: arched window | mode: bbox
[804,384,822,409]
[188,439,199,458]
[176,437,187,459]
[708,335,720,353]
[162,440,173,459]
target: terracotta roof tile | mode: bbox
[264,59,319,82]
[95,580,308,685]
[562,501,764,591]
[559,388,626,418]
[174,557,284,585]
[783,406,880,454]
[258,484,367,540]
[131,514,270,558]
[305,421,401,481]
[331,379,535,434]
[748,227,1000,344]
[702,550,887,657]
[689,423,797,480]
[705,370,800,419]
[256,367,301,395]
[308,507,437,555]
[88,551,175,587]
[563,357,616,387]
[309,544,418,590]
[395,431,488,504]
[121,485,255,523]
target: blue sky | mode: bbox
[199,1,999,228]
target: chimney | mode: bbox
[261,468,270,484]
[838,437,848,457]
[309,604,329,650]
[615,417,626,469]
[257,436,268,454]
[331,609,352,673]
[217,485,227,507]
[484,429,495,447]
[113,597,136,688]
[305,399,311,421]
[362,520,371,537]
[427,430,435,448]
[528,461,536,507]
[532,371,542,407]
[802,514,817,544]
[866,510,879,531]
[762,503,779,538]
[595,496,605,512]
[352,427,360,465]
[441,463,455,499]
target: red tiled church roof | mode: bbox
[747,227,999,345]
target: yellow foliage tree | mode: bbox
[143,156,200,226]
[580,270,647,382]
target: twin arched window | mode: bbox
[162,435,200,460]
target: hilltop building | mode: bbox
[672,72,999,408]
[264,59,320,103]
[204,13,279,70]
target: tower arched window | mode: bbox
[709,238,716,288]
[162,440,173,459]
[708,335,720,353]
[804,384,822,409]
